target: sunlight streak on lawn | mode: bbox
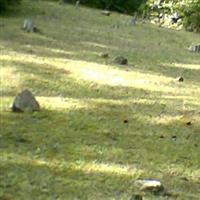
[1,152,143,177]
[162,62,200,70]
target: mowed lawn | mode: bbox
[0,1,200,199]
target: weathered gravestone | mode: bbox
[75,0,80,8]
[135,179,166,196]
[188,44,200,52]
[11,89,40,112]
[101,10,111,16]
[113,56,128,65]
[100,52,109,58]
[22,19,40,33]
[127,17,136,26]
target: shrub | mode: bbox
[182,0,200,32]
[0,0,22,13]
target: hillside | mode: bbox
[0,1,200,199]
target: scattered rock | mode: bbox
[127,17,136,26]
[176,76,184,82]
[110,23,119,29]
[123,119,128,123]
[171,135,177,141]
[101,10,111,16]
[100,52,109,58]
[113,56,128,65]
[16,137,28,143]
[22,19,41,33]
[185,25,193,32]
[130,194,143,200]
[188,44,200,52]
[136,179,165,196]
[75,0,80,8]
[186,121,192,126]
[11,89,40,112]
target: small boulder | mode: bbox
[22,19,40,33]
[100,52,109,58]
[188,44,200,53]
[75,0,80,8]
[135,179,165,196]
[130,194,143,200]
[114,56,128,65]
[127,17,136,26]
[11,89,40,112]
[176,76,184,82]
[101,10,111,16]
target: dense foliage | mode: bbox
[0,0,21,13]
[146,0,200,32]
[63,0,146,14]
[182,0,200,32]
[1,0,200,32]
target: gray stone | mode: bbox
[113,56,128,65]
[22,19,34,32]
[188,44,200,52]
[11,89,40,112]
[100,52,109,58]
[127,17,136,26]
[22,19,40,33]
[135,179,165,196]
[75,0,80,8]
[101,10,111,16]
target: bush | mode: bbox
[65,0,147,14]
[0,0,22,13]
[183,0,200,32]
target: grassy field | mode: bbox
[0,1,200,199]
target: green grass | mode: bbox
[0,1,200,199]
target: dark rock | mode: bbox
[114,56,128,65]
[16,137,28,143]
[186,121,192,126]
[100,52,109,58]
[101,10,111,16]
[130,194,143,200]
[11,89,40,112]
[123,119,128,123]
[171,135,177,141]
[176,76,184,82]
[188,44,200,52]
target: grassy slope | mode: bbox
[0,1,200,199]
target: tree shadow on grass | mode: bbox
[1,59,165,99]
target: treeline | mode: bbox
[1,0,200,32]
[0,0,21,13]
